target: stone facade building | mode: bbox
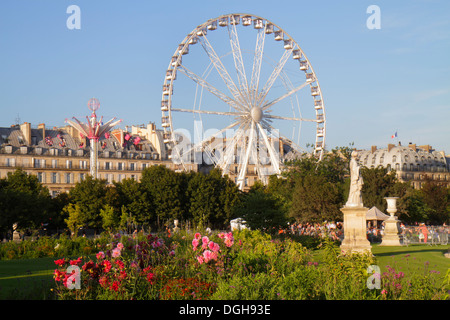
[0,122,197,196]
[358,143,450,189]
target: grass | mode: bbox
[0,257,55,299]
[372,244,450,276]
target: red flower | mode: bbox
[99,276,109,288]
[54,259,66,267]
[103,260,112,273]
[110,280,120,292]
[70,257,82,266]
[54,269,66,281]
[115,260,125,270]
[146,272,155,284]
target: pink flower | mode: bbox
[112,247,121,258]
[209,241,220,252]
[192,238,199,250]
[197,255,204,264]
[194,233,201,240]
[117,242,124,250]
[96,251,105,260]
[203,250,213,263]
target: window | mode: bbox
[37,172,43,183]
[80,173,85,181]
[34,159,41,168]
[51,172,58,184]
[52,159,58,168]
[118,162,123,170]
[80,160,87,169]
[105,162,111,170]
[6,158,15,167]
[130,163,135,171]
[66,160,72,169]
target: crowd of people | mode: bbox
[278,220,449,245]
[280,221,344,241]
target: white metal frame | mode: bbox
[160,13,326,190]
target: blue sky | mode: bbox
[0,0,449,153]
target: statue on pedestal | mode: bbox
[346,151,364,207]
[340,150,371,254]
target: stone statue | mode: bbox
[346,151,364,207]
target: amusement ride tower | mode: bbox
[65,98,122,178]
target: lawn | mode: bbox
[372,244,450,276]
[0,257,55,299]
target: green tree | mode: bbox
[99,204,120,233]
[114,177,152,227]
[186,168,240,228]
[419,178,449,224]
[290,174,343,223]
[360,166,410,214]
[64,203,86,237]
[64,175,108,229]
[0,169,52,234]
[140,165,187,228]
[233,186,287,232]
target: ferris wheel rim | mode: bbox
[160,13,326,187]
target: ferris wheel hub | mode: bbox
[250,106,263,123]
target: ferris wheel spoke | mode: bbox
[217,121,247,175]
[177,65,244,112]
[227,17,250,104]
[176,120,241,160]
[250,27,266,104]
[262,81,309,111]
[171,108,244,117]
[198,34,247,108]
[265,114,317,122]
[256,122,281,175]
[236,121,256,189]
[257,48,293,107]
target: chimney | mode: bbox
[19,122,31,145]
[388,144,395,152]
[37,123,45,139]
[371,146,377,153]
[409,143,416,152]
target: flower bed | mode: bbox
[51,230,449,300]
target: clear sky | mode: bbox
[0,0,449,153]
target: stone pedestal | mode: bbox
[12,230,21,243]
[340,205,372,254]
[380,197,402,246]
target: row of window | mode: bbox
[35,172,138,184]
[3,158,155,171]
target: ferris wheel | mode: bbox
[160,13,326,190]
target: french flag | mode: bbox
[391,132,397,139]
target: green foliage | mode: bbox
[233,187,288,231]
[64,175,108,229]
[290,174,343,223]
[0,169,53,234]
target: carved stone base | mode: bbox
[380,217,402,246]
[12,231,21,243]
[340,206,372,254]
